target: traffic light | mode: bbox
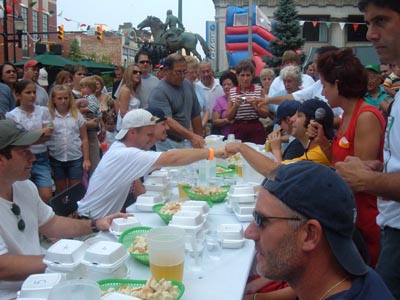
[57,25,64,41]
[96,25,103,41]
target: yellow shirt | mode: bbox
[282,145,331,166]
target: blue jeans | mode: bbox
[376,227,400,299]
[50,156,83,180]
[31,152,52,188]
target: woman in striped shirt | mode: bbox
[226,60,269,144]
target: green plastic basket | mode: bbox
[118,226,151,266]
[152,203,174,224]
[216,165,237,178]
[182,185,229,203]
[98,278,185,300]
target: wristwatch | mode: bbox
[91,219,99,233]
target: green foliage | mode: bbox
[68,39,84,61]
[264,0,305,67]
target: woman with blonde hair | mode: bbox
[116,64,142,130]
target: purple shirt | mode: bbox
[213,94,230,137]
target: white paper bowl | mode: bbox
[19,273,66,299]
[110,217,141,236]
[82,241,128,273]
[217,224,244,241]
[43,239,87,272]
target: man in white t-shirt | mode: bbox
[0,119,127,300]
[77,109,226,219]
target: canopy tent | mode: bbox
[76,60,116,73]
[15,53,76,68]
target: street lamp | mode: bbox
[1,0,25,63]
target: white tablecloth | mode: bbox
[100,200,255,300]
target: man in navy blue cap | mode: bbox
[269,100,303,160]
[246,161,392,300]
[225,99,334,176]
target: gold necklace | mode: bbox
[319,275,350,300]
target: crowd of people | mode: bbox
[0,0,400,299]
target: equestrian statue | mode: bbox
[137,13,210,61]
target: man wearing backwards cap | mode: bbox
[0,119,128,299]
[245,161,392,300]
[77,109,226,219]
[225,99,334,177]
[21,60,48,107]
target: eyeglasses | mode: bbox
[11,203,26,231]
[252,210,302,228]
[139,60,151,65]
[172,70,188,76]
[132,70,143,75]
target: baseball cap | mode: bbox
[365,64,381,74]
[115,109,159,140]
[298,98,335,140]
[262,161,367,276]
[273,100,301,125]
[146,107,167,123]
[0,120,43,150]
[38,68,49,86]
[23,60,43,71]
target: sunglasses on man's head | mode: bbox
[11,203,26,231]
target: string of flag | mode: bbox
[298,20,366,32]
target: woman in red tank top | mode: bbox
[310,49,386,267]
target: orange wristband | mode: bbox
[208,148,215,160]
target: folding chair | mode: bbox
[49,182,87,217]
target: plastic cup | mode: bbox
[147,227,185,281]
[47,279,101,300]
[101,142,108,153]
[178,181,191,200]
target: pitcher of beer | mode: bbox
[147,227,185,281]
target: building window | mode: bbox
[21,7,28,56]
[347,15,368,42]
[32,11,39,42]
[42,14,48,42]
[301,15,329,42]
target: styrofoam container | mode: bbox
[44,265,86,280]
[102,292,141,300]
[43,239,87,272]
[232,202,255,215]
[229,185,256,195]
[82,241,128,273]
[144,175,169,185]
[233,210,253,222]
[18,273,66,299]
[217,224,244,241]
[228,193,256,203]
[47,279,101,300]
[180,200,210,216]
[110,216,141,236]
[221,238,246,249]
[143,182,170,191]
[135,193,164,212]
[86,263,128,281]
[151,169,170,179]
[169,211,205,233]
[205,134,225,142]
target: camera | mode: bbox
[239,96,247,104]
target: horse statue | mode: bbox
[137,16,210,61]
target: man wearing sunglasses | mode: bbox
[245,161,392,300]
[135,50,160,109]
[0,119,129,299]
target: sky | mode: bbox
[57,0,216,41]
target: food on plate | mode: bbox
[160,202,183,215]
[129,235,148,254]
[189,186,226,195]
[102,278,180,300]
